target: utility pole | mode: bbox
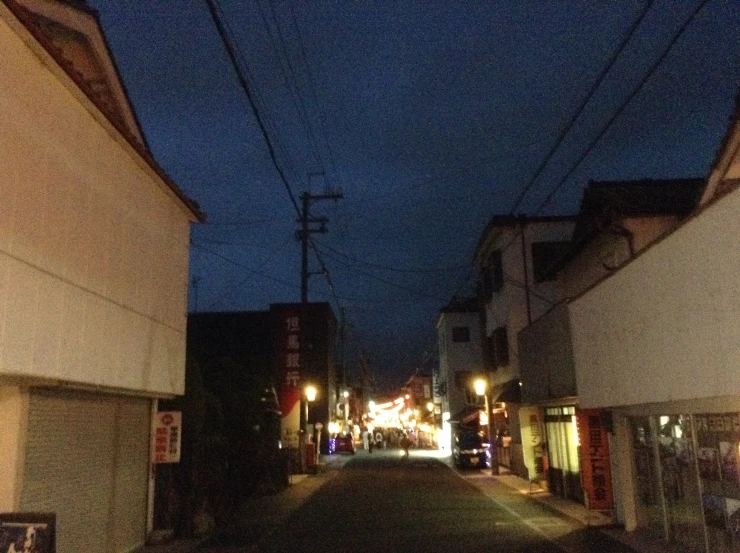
[297,189,343,303]
[295,188,342,472]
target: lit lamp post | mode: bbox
[343,390,350,431]
[475,378,498,475]
[426,402,434,448]
[304,385,317,470]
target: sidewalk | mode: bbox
[491,472,690,553]
[141,454,351,553]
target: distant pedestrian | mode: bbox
[363,429,370,451]
[400,433,411,458]
[368,431,374,453]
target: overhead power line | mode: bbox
[205,0,348,316]
[313,244,450,303]
[508,0,656,215]
[192,240,433,307]
[204,0,301,217]
[532,0,712,214]
[286,0,344,190]
[313,239,470,274]
[483,0,711,272]
[256,0,325,175]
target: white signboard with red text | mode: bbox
[153,411,182,463]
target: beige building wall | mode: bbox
[571,184,740,409]
[437,310,483,419]
[0,387,29,510]
[483,220,574,388]
[0,7,195,396]
[558,216,680,299]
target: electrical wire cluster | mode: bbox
[189,0,723,377]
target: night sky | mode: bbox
[89,0,740,389]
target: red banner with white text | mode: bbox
[276,308,302,448]
[577,409,614,511]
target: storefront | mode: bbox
[629,412,740,553]
[18,389,151,553]
[544,405,583,502]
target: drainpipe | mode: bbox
[519,219,532,325]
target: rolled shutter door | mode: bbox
[21,391,150,553]
[22,391,116,553]
[112,399,150,552]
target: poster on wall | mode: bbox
[520,406,546,480]
[0,513,55,553]
[577,408,614,511]
[695,412,740,550]
[275,308,302,449]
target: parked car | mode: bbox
[330,433,356,454]
[453,428,489,469]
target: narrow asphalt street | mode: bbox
[203,448,641,553]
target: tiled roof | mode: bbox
[2,0,205,222]
[545,178,704,277]
[570,178,704,243]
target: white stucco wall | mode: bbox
[0,11,193,395]
[571,186,740,408]
[438,310,483,420]
[483,220,574,387]
[559,216,680,299]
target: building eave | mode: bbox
[1,0,206,223]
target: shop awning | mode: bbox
[450,405,482,427]
[491,379,521,403]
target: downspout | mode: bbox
[519,219,532,325]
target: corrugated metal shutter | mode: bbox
[21,390,150,553]
[111,399,150,553]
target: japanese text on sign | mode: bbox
[153,411,182,464]
[577,409,614,510]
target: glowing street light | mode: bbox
[475,377,498,475]
[305,385,317,403]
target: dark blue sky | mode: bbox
[90,0,740,389]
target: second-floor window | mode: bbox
[491,250,504,293]
[531,241,569,283]
[480,249,504,302]
[452,326,470,343]
[486,325,509,368]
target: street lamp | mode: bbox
[304,385,317,470]
[474,377,498,475]
[343,390,350,431]
[305,385,317,402]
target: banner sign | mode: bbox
[577,408,614,510]
[153,411,182,463]
[277,308,302,448]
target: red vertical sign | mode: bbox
[277,309,301,448]
[577,408,614,510]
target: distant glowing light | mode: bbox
[305,385,317,402]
